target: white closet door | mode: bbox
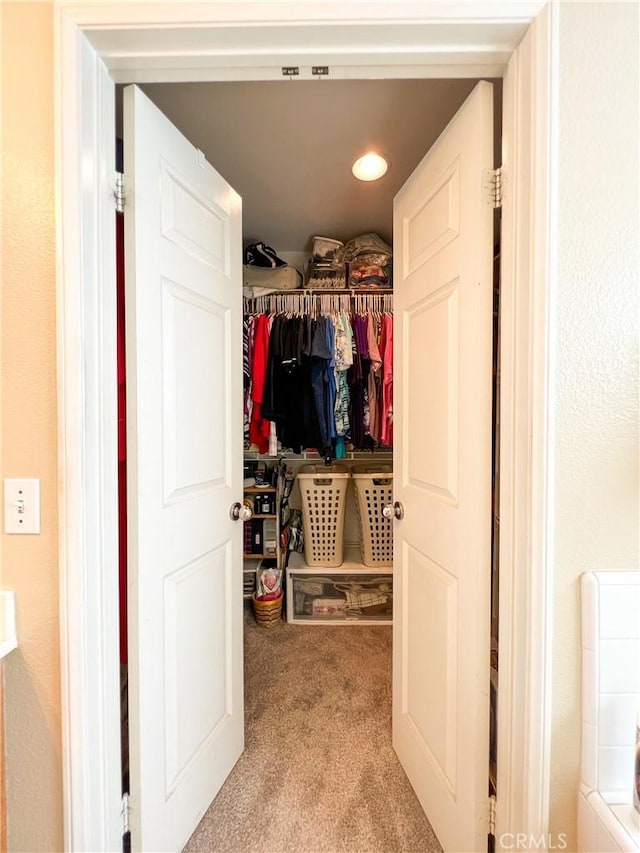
[392,81,494,853]
[124,84,244,852]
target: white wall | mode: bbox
[550,1,640,846]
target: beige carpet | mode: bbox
[183,606,442,853]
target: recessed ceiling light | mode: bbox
[352,152,388,182]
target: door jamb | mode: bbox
[55,5,556,850]
[497,3,556,839]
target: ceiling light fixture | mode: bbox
[352,152,388,182]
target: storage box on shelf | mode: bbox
[286,547,393,626]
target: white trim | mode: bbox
[107,64,509,84]
[59,0,545,82]
[56,8,122,851]
[495,3,556,846]
[525,3,556,832]
[60,1,547,27]
[55,4,554,850]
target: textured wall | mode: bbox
[0,4,62,851]
[550,1,640,847]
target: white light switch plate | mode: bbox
[4,478,41,534]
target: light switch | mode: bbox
[4,479,40,534]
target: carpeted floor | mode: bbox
[183,606,443,853]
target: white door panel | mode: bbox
[124,84,243,852]
[393,81,494,853]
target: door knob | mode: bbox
[230,501,253,521]
[382,501,404,520]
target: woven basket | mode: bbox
[252,592,283,628]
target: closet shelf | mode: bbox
[243,553,276,560]
[245,287,393,296]
[243,486,277,494]
[288,547,391,573]
[243,451,392,462]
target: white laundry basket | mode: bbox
[297,464,350,567]
[352,467,394,567]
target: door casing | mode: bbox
[54,3,557,850]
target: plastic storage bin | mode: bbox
[352,467,394,567]
[286,552,393,624]
[297,463,350,567]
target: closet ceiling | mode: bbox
[129,79,497,252]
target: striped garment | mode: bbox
[243,317,254,448]
[333,313,352,436]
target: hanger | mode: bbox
[245,288,394,320]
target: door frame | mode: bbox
[54,3,557,850]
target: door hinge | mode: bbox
[114,171,125,214]
[488,793,497,836]
[484,166,503,209]
[121,792,130,836]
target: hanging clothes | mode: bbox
[367,313,382,443]
[379,313,393,446]
[298,315,324,453]
[263,314,320,454]
[243,292,393,455]
[249,313,272,453]
[348,313,372,450]
[310,316,337,458]
[261,313,286,434]
[333,312,352,437]
[243,316,253,448]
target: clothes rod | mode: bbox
[243,289,393,315]
[245,288,393,297]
